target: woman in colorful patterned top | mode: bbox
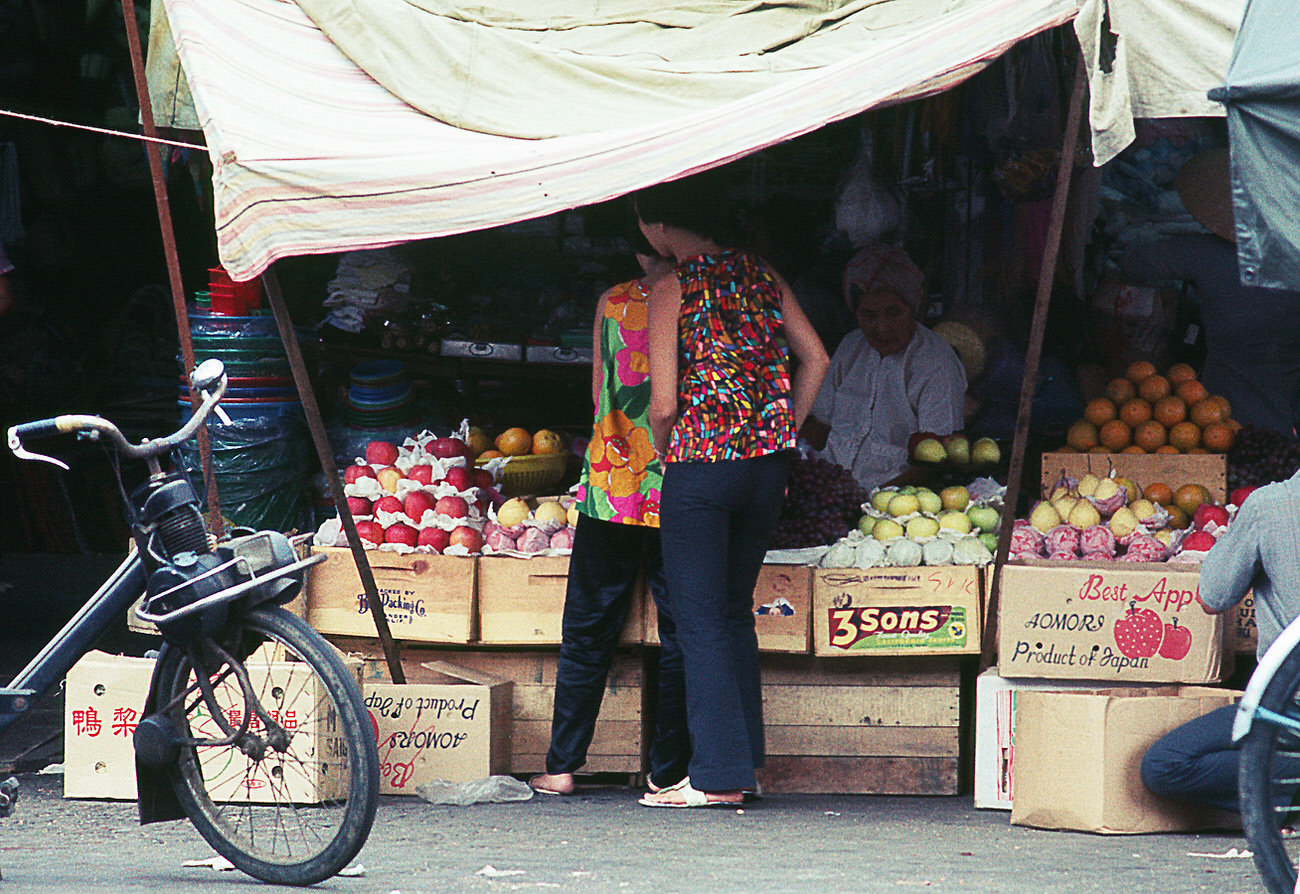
[635,175,829,808]
[530,246,690,797]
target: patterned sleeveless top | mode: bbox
[666,250,797,463]
[574,279,663,527]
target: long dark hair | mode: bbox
[632,171,739,247]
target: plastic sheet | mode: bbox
[415,775,534,806]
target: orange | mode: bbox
[1088,445,1110,454]
[1133,419,1167,452]
[1066,420,1100,452]
[1119,398,1153,427]
[1126,360,1157,383]
[1105,377,1137,405]
[1203,422,1236,452]
[1168,421,1201,452]
[1098,419,1132,452]
[1143,482,1175,506]
[495,427,533,457]
[1175,483,1212,516]
[1187,447,1209,454]
[1166,363,1197,386]
[1121,445,1147,454]
[1083,398,1118,427]
[532,428,564,455]
[1154,444,1180,454]
[1212,395,1233,418]
[1175,379,1210,406]
[1153,395,1187,428]
[1138,375,1171,403]
[1189,398,1227,428]
[477,449,503,460]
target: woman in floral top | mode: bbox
[636,175,829,808]
[530,247,690,797]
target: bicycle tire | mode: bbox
[1240,642,1300,894]
[155,606,379,886]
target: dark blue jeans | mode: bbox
[659,452,791,792]
[1140,705,1240,812]
[546,513,688,786]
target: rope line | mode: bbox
[0,108,206,151]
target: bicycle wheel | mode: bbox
[1240,644,1300,894]
[154,606,379,886]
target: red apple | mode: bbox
[435,495,469,518]
[384,523,419,547]
[354,519,384,545]
[1181,531,1217,552]
[1159,617,1193,660]
[1193,504,1230,530]
[429,437,473,461]
[343,464,377,484]
[408,464,434,485]
[404,491,437,522]
[1230,486,1257,507]
[418,527,450,552]
[471,468,495,489]
[443,465,473,492]
[449,525,483,552]
[365,440,399,466]
[346,496,374,516]
[375,495,404,515]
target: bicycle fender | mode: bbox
[137,641,186,825]
[1233,613,1300,743]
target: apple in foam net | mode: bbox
[344,463,377,485]
[442,465,473,492]
[375,495,404,515]
[407,464,434,486]
[404,491,437,522]
[346,496,374,517]
[472,468,495,490]
[429,437,473,461]
[435,495,470,519]
[1181,531,1217,552]
[418,527,450,552]
[384,523,419,547]
[354,519,384,545]
[1193,504,1230,530]
[449,525,484,552]
[365,440,399,466]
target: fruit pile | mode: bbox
[819,482,1000,568]
[1227,422,1300,491]
[339,432,504,554]
[1014,471,1251,562]
[482,497,578,555]
[472,425,565,460]
[769,456,868,549]
[908,432,1002,466]
[1062,361,1238,455]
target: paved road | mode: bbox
[0,774,1265,893]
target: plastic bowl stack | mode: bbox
[346,359,415,429]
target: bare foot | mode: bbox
[529,772,575,795]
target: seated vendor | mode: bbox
[798,244,966,491]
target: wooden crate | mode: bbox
[754,655,962,794]
[476,555,644,646]
[644,563,813,654]
[1040,452,1227,503]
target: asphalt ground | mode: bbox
[0,773,1266,893]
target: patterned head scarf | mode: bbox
[843,244,924,315]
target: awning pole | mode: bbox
[980,42,1087,671]
[118,0,222,536]
[261,269,406,684]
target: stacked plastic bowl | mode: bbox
[346,359,415,429]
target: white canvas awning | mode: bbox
[158,0,1080,281]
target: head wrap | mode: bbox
[843,244,924,314]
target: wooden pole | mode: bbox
[118,0,222,536]
[980,43,1088,671]
[262,269,406,684]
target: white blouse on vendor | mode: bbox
[811,325,965,489]
[800,244,966,491]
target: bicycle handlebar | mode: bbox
[6,359,229,463]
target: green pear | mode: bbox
[972,437,1001,464]
[857,514,878,537]
[872,518,905,541]
[1076,474,1101,497]
[1029,500,1062,533]
[906,516,941,539]
[870,489,897,513]
[1066,499,1101,529]
[887,493,922,518]
[1108,505,1139,539]
[938,510,973,534]
[915,489,943,515]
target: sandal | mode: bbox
[639,778,743,808]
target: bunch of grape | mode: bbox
[1227,423,1300,490]
[770,456,868,549]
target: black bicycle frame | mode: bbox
[0,553,146,733]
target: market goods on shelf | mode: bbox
[770,456,868,549]
[1014,468,1255,563]
[482,496,578,555]
[817,481,1002,569]
[1063,361,1238,455]
[908,431,1002,466]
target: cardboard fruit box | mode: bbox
[304,547,476,644]
[1010,686,1240,833]
[1040,451,1227,503]
[812,565,982,657]
[997,561,1225,683]
[476,555,643,646]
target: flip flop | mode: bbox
[639,779,742,808]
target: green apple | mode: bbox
[870,489,897,513]
[944,434,971,464]
[906,516,941,539]
[872,518,905,541]
[978,531,999,553]
[966,504,1001,534]
[938,510,972,534]
[915,489,943,515]
[857,514,878,537]
[911,438,946,463]
[939,486,970,512]
[972,437,1001,464]
[887,493,921,518]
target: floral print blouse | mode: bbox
[666,250,796,463]
[574,279,662,526]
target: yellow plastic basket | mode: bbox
[478,453,568,496]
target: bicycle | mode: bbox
[4,358,379,886]
[1236,616,1300,893]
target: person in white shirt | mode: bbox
[799,244,966,491]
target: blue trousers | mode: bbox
[659,452,791,792]
[1140,705,1240,812]
[546,513,688,786]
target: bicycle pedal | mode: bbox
[0,689,37,715]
